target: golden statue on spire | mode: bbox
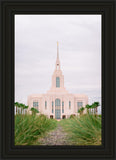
[57,41,59,46]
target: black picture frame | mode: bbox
[0,0,115,159]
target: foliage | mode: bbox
[91,102,100,114]
[15,102,28,109]
[78,107,85,115]
[15,114,57,145]
[31,107,39,115]
[14,102,29,114]
[85,102,100,115]
[60,114,101,145]
[70,114,76,119]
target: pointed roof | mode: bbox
[57,41,59,60]
[56,41,60,70]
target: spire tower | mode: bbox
[56,41,60,70]
[57,41,59,60]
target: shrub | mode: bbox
[70,114,76,119]
[60,114,101,145]
[31,107,39,115]
[15,114,57,145]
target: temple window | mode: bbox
[56,77,60,88]
[77,102,83,111]
[62,101,64,107]
[62,106,64,113]
[55,99,60,106]
[62,101,64,113]
[33,101,39,110]
[45,101,47,109]
[69,101,71,109]
[52,106,54,113]
[52,101,54,113]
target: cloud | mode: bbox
[15,15,101,105]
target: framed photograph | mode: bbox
[15,14,101,145]
[0,0,115,159]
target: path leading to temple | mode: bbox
[38,123,72,145]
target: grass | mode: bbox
[15,114,57,145]
[59,114,101,145]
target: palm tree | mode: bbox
[87,105,93,114]
[31,107,39,115]
[24,105,28,114]
[14,102,20,114]
[20,103,25,114]
[14,102,29,115]
[92,102,100,115]
[91,103,96,114]
[85,104,91,114]
[94,102,100,115]
[25,105,28,109]
[78,107,85,115]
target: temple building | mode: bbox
[27,42,88,119]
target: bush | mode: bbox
[70,114,76,119]
[15,114,57,145]
[60,114,101,145]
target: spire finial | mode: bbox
[57,41,59,46]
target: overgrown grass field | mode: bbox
[15,114,57,145]
[59,114,101,145]
[15,114,101,145]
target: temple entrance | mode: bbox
[62,115,66,119]
[50,115,53,119]
[55,99,61,119]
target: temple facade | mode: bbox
[27,42,88,119]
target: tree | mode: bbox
[14,102,18,114]
[20,103,24,114]
[14,102,29,115]
[25,105,28,109]
[94,102,100,114]
[24,105,28,114]
[78,107,85,115]
[14,102,20,114]
[92,102,100,115]
[85,104,91,114]
[31,107,39,115]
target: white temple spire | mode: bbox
[56,41,60,70]
[57,41,59,60]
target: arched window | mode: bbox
[69,101,71,109]
[62,101,64,113]
[56,77,60,88]
[33,101,38,107]
[77,102,83,111]
[33,101,39,111]
[55,99,61,119]
[55,99,60,106]
[52,101,54,113]
[45,101,47,109]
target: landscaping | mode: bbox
[14,101,101,145]
[15,114,57,145]
[59,114,101,145]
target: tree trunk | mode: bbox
[96,107,98,115]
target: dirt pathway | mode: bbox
[38,123,72,145]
